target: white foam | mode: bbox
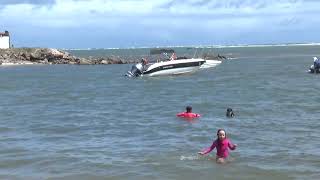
[0,62,37,66]
[180,155,200,161]
[63,42,320,50]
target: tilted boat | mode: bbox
[125,49,221,77]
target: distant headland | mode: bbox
[0,47,229,66]
[0,48,135,66]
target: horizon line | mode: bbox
[60,42,320,51]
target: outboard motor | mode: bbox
[125,63,144,77]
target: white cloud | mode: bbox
[0,0,315,27]
[1,0,320,47]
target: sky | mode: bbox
[1,0,320,48]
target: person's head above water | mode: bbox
[186,106,192,113]
[314,57,318,62]
[217,129,227,141]
[226,108,234,118]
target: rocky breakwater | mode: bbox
[0,48,128,65]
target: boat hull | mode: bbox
[143,59,221,77]
[146,66,200,76]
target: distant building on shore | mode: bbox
[0,30,10,49]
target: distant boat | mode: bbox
[125,49,221,77]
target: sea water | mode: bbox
[0,45,320,179]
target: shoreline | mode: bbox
[1,62,40,66]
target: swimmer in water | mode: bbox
[226,108,234,118]
[176,106,200,118]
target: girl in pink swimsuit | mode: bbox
[198,129,237,164]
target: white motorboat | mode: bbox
[125,49,221,77]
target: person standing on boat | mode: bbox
[141,58,148,65]
[170,52,177,60]
[141,58,148,71]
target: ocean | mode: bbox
[0,45,320,179]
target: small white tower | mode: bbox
[0,31,10,49]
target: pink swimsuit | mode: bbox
[201,138,236,158]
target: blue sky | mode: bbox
[1,0,319,48]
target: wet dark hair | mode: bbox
[217,129,226,136]
[226,108,234,117]
[186,106,192,113]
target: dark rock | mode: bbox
[0,48,108,65]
